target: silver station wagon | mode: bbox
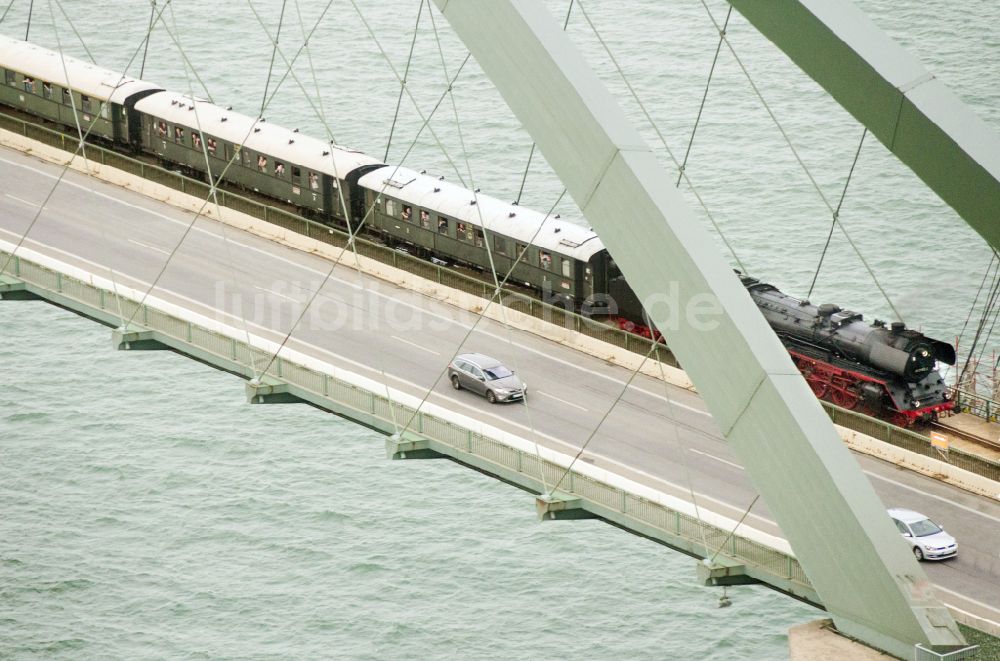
[447,353,527,404]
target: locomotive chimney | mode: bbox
[891,321,905,334]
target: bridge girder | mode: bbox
[431,0,965,657]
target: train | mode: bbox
[0,35,956,425]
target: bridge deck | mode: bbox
[1,141,999,635]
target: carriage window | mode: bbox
[539,250,552,270]
[308,172,319,190]
[475,229,484,248]
[401,205,412,221]
[420,210,430,229]
[437,216,449,234]
[42,82,53,99]
[457,223,471,241]
[192,131,202,149]
[561,258,572,278]
[62,88,71,105]
[22,76,34,93]
[515,243,528,260]
[207,137,217,155]
[174,125,184,142]
[81,95,91,112]
[291,165,301,179]
[256,154,268,172]
[4,70,14,86]
[386,199,396,217]
[493,235,506,255]
[275,161,286,176]
[156,121,167,138]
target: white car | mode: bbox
[887,508,957,561]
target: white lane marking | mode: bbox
[864,470,1000,524]
[536,390,588,412]
[933,585,1000,617]
[390,334,441,356]
[251,284,300,302]
[689,448,744,471]
[4,193,40,207]
[127,238,170,255]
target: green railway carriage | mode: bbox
[357,165,612,309]
[133,92,383,222]
[0,35,162,145]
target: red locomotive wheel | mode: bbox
[831,387,860,410]
[807,378,829,399]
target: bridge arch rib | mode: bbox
[430,0,968,657]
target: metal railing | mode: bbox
[952,387,1000,424]
[1,247,817,603]
[2,111,999,485]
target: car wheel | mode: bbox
[913,546,924,561]
[451,375,461,390]
[486,390,497,404]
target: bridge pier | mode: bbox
[245,376,306,405]
[535,491,596,521]
[0,274,41,300]
[696,556,759,588]
[385,432,446,460]
[112,326,169,351]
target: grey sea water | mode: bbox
[1,1,998,658]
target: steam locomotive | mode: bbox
[737,273,955,425]
[0,36,956,425]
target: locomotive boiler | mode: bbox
[739,273,956,425]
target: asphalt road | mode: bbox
[1,145,998,627]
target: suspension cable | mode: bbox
[163,2,262,381]
[676,5,732,188]
[52,0,95,63]
[259,0,288,118]
[384,0,425,163]
[0,0,171,319]
[807,127,867,300]
[575,0,746,273]
[696,0,903,320]
[139,0,156,78]
[0,0,15,26]
[23,0,31,39]
[955,251,998,372]
[514,0,574,208]
[118,0,335,332]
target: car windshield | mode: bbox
[910,518,942,537]
[483,366,513,380]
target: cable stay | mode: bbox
[956,250,1000,398]
[696,1,904,323]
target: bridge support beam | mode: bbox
[112,326,169,351]
[385,432,446,460]
[0,275,40,300]
[245,376,306,405]
[432,1,965,657]
[696,557,760,588]
[535,491,595,521]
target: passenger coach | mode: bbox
[133,92,383,223]
[356,165,617,309]
[0,35,162,146]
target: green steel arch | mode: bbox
[431,0,970,657]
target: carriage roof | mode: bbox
[357,165,605,262]
[134,91,383,177]
[0,35,161,104]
